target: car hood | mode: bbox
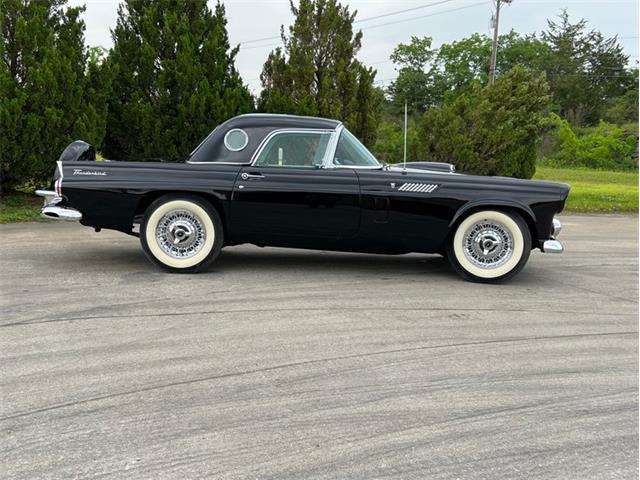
[385,165,570,197]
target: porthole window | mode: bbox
[224,128,249,152]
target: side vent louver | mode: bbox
[398,183,439,193]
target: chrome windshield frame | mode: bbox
[322,124,383,170]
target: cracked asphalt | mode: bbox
[1,214,638,479]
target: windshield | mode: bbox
[333,128,381,167]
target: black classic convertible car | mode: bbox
[36,114,569,282]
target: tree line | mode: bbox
[1,0,637,192]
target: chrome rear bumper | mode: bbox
[542,218,563,253]
[35,190,82,221]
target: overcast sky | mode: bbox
[70,0,639,94]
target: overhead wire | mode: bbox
[237,0,460,45]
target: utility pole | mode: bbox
[488,0,512,84]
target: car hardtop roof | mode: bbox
[223,113,341,131]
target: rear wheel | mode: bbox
[140,195,223,273]
[446,210,531,283]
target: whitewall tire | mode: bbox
[140,195,223,273]
[446,210,531,283]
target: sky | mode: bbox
[69,0,639,94]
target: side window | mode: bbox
[333,129,380,167]
[254,132,331,168]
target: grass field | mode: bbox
[1,166,637,223]
[534,166,638,213]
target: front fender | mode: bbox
[449,199,537,229]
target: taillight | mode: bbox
[54,161,63,196]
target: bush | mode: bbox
[372,119,421,164]
[417,66,550,179]
[541,114,638,170]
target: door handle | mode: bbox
[241,172,265,180]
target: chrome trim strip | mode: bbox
[552,218,562,237]
[186,160,251,165]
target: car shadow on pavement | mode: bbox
[212,247,456,277]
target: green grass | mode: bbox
[0,194,43,223]
[534,166,638,213]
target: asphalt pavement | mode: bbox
[1,215,638,479]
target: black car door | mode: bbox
[230,130,360,239]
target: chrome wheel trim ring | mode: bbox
[155,209,206,259]
[462,220,514,269]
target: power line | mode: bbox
[237,0,468,46]
[238,1,490,51]
[356,0,456,23]
[241,41,282,50]
[360,1,490,32]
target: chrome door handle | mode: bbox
[241,172,265,180]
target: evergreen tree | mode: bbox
[419,66,550,179]
[258,0,381,147]
[104,0,253,161]
[542,10,631,126]
[0,0,106,191]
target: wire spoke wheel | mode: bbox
[462,220,514,269]
[141,196,223,272]
[448,210,531,282]
[155,209,206,259]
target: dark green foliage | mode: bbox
[0,0,108,191]
[258,0,381,147]
[104,0,253,161]
[542,10,632,126]
[604,69,639,125]
[418,67,550,179]
[372,117,421,164]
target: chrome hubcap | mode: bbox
[156,210,206,259]
[463,220,514,269]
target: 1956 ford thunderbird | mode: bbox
[36,114,569,282]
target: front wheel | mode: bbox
[446,210,531,283]
[140,195,223,273]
